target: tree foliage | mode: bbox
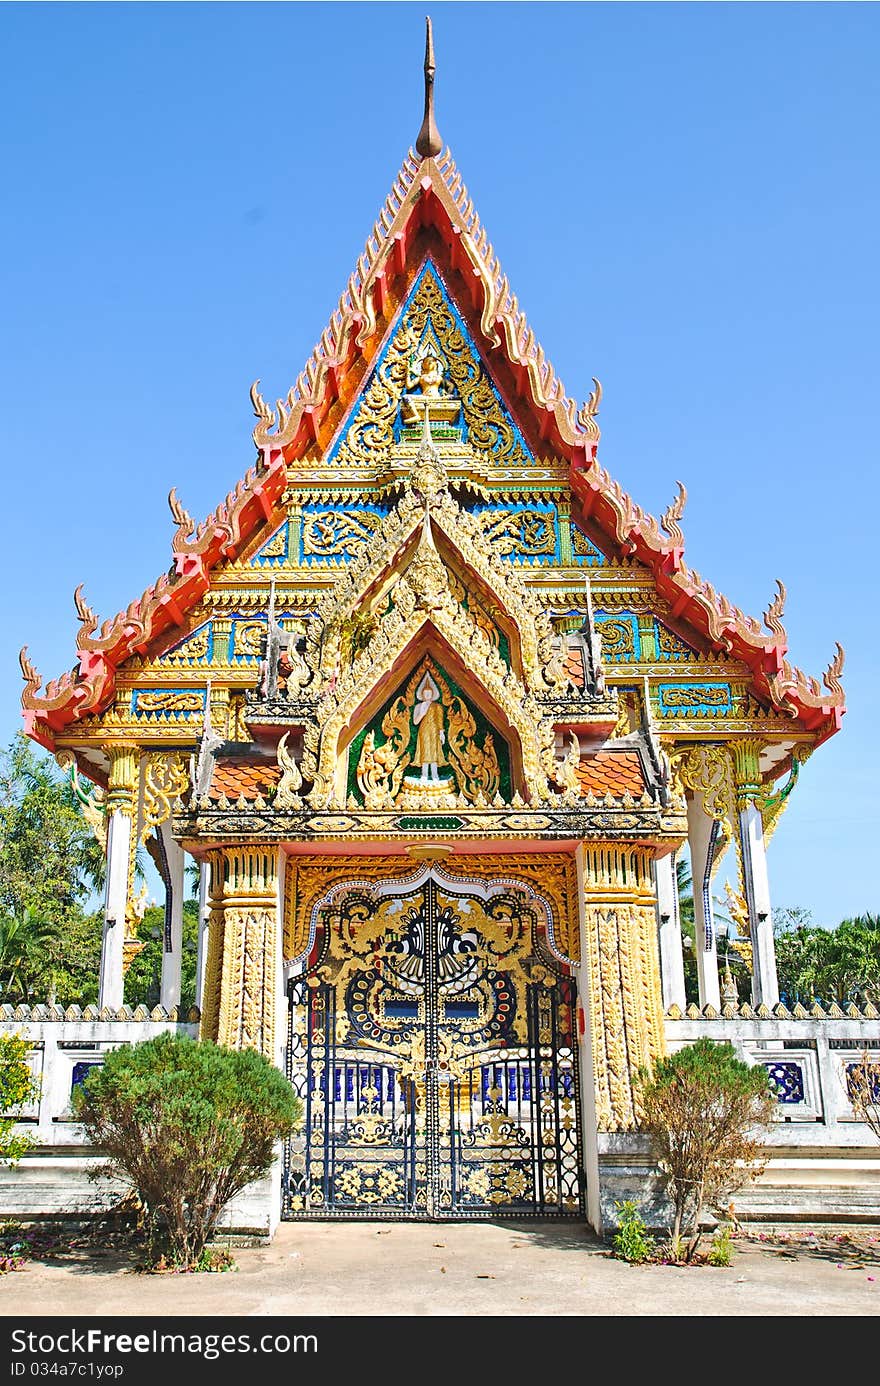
[123,901,200,1013]
[774,914,880,1007]
[0,1033,40,1167]
[0,735,103,920]
[636,1037,775,1261]
[74,1033,301,1267]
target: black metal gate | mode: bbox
[282,869,584,1219]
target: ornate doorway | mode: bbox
[283,863,584,1219]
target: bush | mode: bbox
[635,1038,775,1262]
[611,1200,654,1264]
[73,1033,301,1268]
[708,1224,734,1267]
[0,1033,39,1167]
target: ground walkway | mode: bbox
[2,1220,878,1317]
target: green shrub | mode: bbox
[636,1038,775,1262]
[708,1224,734,1267]
[73,1033,301,1268]
[0,1033,39,1167]
[611,1199,654,1264]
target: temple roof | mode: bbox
[20,109,845,751]
[203,747,647,809]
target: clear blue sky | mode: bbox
[1,3,877,925]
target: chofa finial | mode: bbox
[416,16,442,159]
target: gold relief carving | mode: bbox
[135,691,204,714]
[282,853,580,972]
[274,732,303,809]
[259,526,287,559]
[228,694,250,742]
[334,268,530,469]
[105,744,139,815]
[668,742,746,900]
[613,687,642,739]
[304,529,556,808]
[164,627,210,662]
[232,621,266,657]
[204,848,278,1059]
[597,620,636,660]
[481,510,556,557]
[216,906,277,1058]
[583,899,665,1132]
[406,514,449,609]
[141,752,190,836]
[302,511,383,557]
[731,738,762,806]
[656,622,697,660]
[662,685,729,708]
[668,743,735,830]
[354,661,501,809]
[198,851,226,1043]
[571,527,602,559]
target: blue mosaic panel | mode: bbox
[249,521,289,567]
[570,524,606,565]
[847,1062,880,1103]
[473,501,559,564]
[764,1061,805,1104]
[71,1061,102,1096]
[594,612,641,662]
[657,682,733,716]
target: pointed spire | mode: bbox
[416,16,442,159]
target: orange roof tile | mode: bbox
[563,647,585,690]
[209,761,281,802]
[576,751,645,799]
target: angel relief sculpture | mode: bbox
[354,662,503,808]
[399,344,461,428]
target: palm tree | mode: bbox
[0,909,62,1003]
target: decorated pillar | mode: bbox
[199,846,281,1060]
[654,851,687,1012]
[158,821,186,1013]
[686,792,722,1011]
[98,744,139,1010]
[574,844,602,1233]
[195,858,211,1012]
[732,740,779,1008]
[580,844,666,1132]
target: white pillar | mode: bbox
[739,802,779,1008]
[574,843,602,1235]
[195,859,211,1013]
[655,852,687,1011]
[686,793,722,1010]
[159,821,186,1013]
[98,808,131,1010]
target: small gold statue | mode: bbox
[401,351,461,426]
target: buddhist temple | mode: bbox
[14,21,872,1234]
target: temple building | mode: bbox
[12,24,874,1233]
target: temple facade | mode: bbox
[13,26,876,1233]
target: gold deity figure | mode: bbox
[401,350,461,426]
[412,673,447,784]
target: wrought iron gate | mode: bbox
[283,867,584,1219]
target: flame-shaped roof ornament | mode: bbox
[416,16,442,159]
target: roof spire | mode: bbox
[416,16,442,159]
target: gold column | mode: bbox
[199,846,279,1060]
[731,737,763,811]
[581,844,665,1132]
